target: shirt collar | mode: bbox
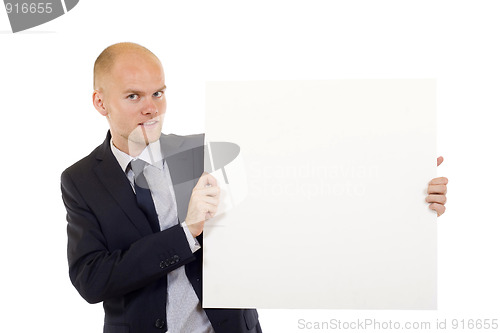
[110,137,163,172]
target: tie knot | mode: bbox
[129,159,148,174]
[129,159,150,188]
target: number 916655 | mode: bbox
[5,2,53,14]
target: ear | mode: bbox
[93,90,108,116]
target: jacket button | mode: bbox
[155,319,165,328]
[173,255,180,262]
[160,261,167,269]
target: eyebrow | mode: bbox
[123,85,167,95]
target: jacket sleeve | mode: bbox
[61,170,196,304]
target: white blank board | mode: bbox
[203,80,437,309]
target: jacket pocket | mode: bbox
[103,323,130,333]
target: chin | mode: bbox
[144,133,161,145]
[131,125,162,145]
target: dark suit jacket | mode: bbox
[61,131,260,333]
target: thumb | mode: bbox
[437,156,444,167]
[195,172,218,189]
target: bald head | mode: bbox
[93,42,162,91]
[91,42,166,156]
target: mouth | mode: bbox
[139,119,159,127]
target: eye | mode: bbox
[153,91,164,98]
[127,94,139,100]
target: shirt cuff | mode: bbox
[181,221,201,253]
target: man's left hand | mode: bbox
[426,156,448,217]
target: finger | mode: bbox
[429,203,446,217]
[194,173,211,189]
[199,195,219,206]
[195,185,220,197]
[193,198,218,213]
[205,173,218,186]
[192,194,219,211]
[204,202,218,218]
[428,184,447,195]
[195,172,218,189]
[429,177,448,185]
[205,204,220,220]
[426,194,446,204]
[437,156,444,167]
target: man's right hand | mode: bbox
[185,172,220,237]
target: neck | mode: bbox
[111,139,148,158]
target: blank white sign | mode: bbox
[203,80,436,309]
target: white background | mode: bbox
[0,1,498,332]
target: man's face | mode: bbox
[96,52,166,155]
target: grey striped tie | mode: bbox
[132,159,214,332]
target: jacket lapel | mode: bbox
[91,132,204,235]
[93,132,154,237]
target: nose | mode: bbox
[142,97,158,115]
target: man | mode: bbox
[61,42,261,333]
[61,42,447,333]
